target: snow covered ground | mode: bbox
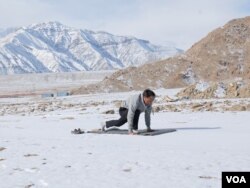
[0,89,250,188]
[0,71,113,97]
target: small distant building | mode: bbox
[57,91,70,97]
[41,91,70,98]
[41,93,55,98]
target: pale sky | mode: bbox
[0,0,249,50]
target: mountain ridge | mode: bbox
[0,21,182,75]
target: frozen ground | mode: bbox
[0,89,250,188]
[0,71,113,97]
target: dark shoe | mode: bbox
[71,128,85,134]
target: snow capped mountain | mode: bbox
[0,21,182,75]
[0,27,18,38]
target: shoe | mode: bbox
[71,128,84,134]
[132,129,139,134]
[101,122,106,131]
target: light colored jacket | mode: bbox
[121,93,152,131]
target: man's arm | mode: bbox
[145,106,152,130]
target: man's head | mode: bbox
[143,89,156,106]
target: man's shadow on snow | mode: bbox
[150,127,221,136]
[136,127,221,136]
[173,127,221,131]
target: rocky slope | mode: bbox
[72,16,250,95]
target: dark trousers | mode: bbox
[106,107,141,130]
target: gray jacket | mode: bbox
[121,93,152,131]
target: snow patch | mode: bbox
[195,81,210,92]
[214,83,226,98]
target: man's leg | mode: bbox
[106,107,128,128]
[132,110,141,130]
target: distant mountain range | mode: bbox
[0,22,182,75]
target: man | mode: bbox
[101,89,155,135]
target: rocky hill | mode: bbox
[72,16,250,95]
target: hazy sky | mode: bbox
[0,0,249,50]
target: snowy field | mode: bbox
[0,71,113,97]
[0,89,250,188]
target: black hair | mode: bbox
[143,89,156,98]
